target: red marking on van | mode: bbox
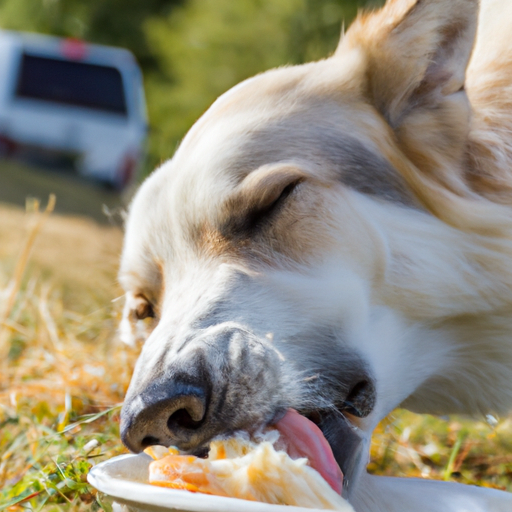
[61,39,88,60]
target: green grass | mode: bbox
[0,406,123,512]
[0,159,125,224]
[369,412,512,490]
[0,197,511,511]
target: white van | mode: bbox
[0,31,147,189]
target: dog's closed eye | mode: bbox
[221,164,307,239]
[244,178,303,232]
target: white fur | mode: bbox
[119,0,512,510]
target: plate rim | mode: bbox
[87,453,350,512]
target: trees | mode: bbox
[0,0,182,70]
[144,0,383,165]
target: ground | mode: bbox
[0,161,511,511]
[0,160,127,225]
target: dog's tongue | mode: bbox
[274,408,343,495]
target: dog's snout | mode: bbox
[120,378,210,453]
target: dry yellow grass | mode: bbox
[0,203,124,308]
[0,201,137,510]
[0,200,134,410]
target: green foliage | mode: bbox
[0,0,182,70]
[145,0,302,162]
[144,0,383,165]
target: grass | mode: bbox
[0,199,136,511]
[0,195,511,511]
[369,412,512,489]
[0,159,128,225]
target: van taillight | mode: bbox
[118,152,138,189]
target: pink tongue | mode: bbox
[274,409,343,495]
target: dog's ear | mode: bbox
[338,0,478,128]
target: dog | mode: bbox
[118,0,512,510]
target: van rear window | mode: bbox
[16,54,127,115]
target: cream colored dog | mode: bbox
[118,0,512,510]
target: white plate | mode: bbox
[88,453,354,512]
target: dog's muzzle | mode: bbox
[120,324,283,453]
[120,323,376,499]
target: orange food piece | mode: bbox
[150,455,217,494]
[145,436,354,511]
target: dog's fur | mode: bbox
[119,0,512,510]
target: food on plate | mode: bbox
[146,409,353,511]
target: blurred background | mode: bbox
[0,0,383,220]
[3,1,511,509]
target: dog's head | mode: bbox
[119,0,482,498]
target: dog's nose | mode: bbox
[120,377,209,453]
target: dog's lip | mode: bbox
[317,409,367,498]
